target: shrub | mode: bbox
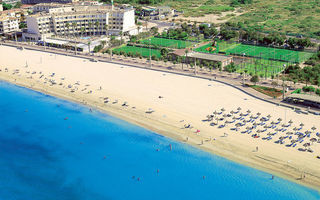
[250,75,259,85]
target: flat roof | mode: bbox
[187,51,232,62]
[286,94,320,104]
[44,38,69,45]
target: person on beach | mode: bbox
[256,146,259,152]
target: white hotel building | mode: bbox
[23,4,137,41]
[0,16,19,35]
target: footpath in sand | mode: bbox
[0,45,320,190]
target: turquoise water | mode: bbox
[0,81,319,200]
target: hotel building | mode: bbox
[23,3,137,41]
[21,0,77,4]
[0,15,19,35]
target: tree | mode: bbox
[88,41,91,54]
[250,75,259,85]
[160,48,169,58]
[95,21,100,36]
[88,22,93,36]
[14,2,22,8]
[1,3,13,10]
[72,22,77,37]
[65,22,70,36]
[271,81,278,89]
[80,27,85,37]
[101,40,106,48]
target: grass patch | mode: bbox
[140,37,196,49]
[195,41,314,63]
[247,84,283,98]
[113,46,161,58]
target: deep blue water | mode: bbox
[0,81,319,200]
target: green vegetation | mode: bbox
[230,0,320,38]
[1,2,13,10]
[195,41,314,63]
[105,0,320,39]
[248,84,283,97]
[140,37,195,49]
[112,45,161,58]
[285,64,320,86]
[236,59,287,78]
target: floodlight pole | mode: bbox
[282,64,286,100]
[149,38,151,68]
[242,53,245,85]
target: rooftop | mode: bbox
[286,94,320,104]
[177,51,232,62]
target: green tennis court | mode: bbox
[195,41,314,63]
[113,46,161,58]
[236,59,287,78]
[140,37,195,49]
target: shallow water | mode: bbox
[0,81,319,200]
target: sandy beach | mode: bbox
[1,45,320,190]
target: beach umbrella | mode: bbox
[300,123,304,127]
[291,139,296,143]
[267,114,271,119]
[223,114,228,118]
[221,108,225,112]
[310,138,317,144]
[237,107,241,111]
[271,121,275,125]
[303,143,310,148]
[257,112,261,117]
[250,115,254,119]
[246,126,251,130]
[247,109,251,114]
[288,120,293,124]
[230,110,234,114]
[213,110,217,115]
[278,118,282,122]
[286,132,293,135]
[311,126,317,132]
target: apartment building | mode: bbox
[21,0,78,4]
[24,11,108,41]
[23,3,137,41]
[0,15,19,34]
[32,3,74,13]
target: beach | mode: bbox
[1,45,320,190]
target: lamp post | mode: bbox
[242,53,245,85]
[149,38,151,68]
[282,64,286,100]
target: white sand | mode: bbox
[1,45,320,189]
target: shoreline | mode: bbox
[0,46,320,191]
[2,73,320,192]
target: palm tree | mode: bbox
[72,22,77,37]
[88,22,93,36]
[65,22,70,37]
[88,41,91,55]
[185,49,189,70]
[119,31,123,44]
[137,26,141,34]
[80,27,85,37]
[101,40,106,48]
[95,21,100,36]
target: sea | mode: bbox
[0,81,319,200]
